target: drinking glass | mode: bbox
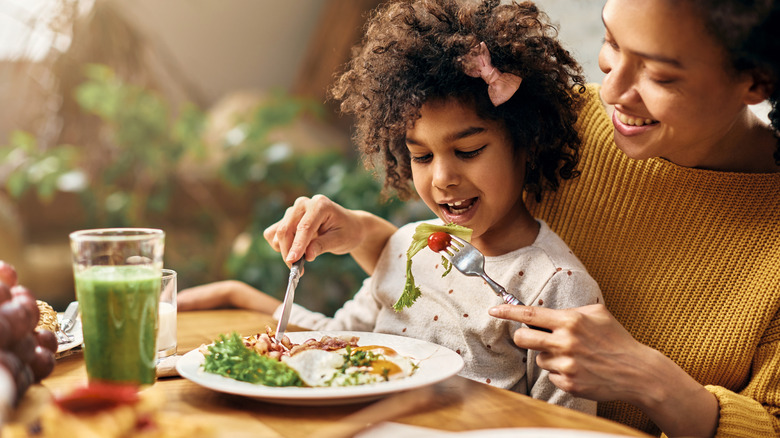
[69,228,164,386]
[157,269,177,359]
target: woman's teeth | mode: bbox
[447,200,473,214]
[617,112,657,126]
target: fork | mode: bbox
[55,327,73,344]
[441,236,551,332]
[440,235,525,306]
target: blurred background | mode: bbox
[0,0,770,313]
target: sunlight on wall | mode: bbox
[0,0,93,61]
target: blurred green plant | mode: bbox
[0,64,427,314]
[73,64,207,226]
[1,64,207,226]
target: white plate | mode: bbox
[176,331,464,405]
[56,313,83,355]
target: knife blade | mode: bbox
[60,301,79,333]
[275,258,304,342]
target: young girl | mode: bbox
[181,0,602,412]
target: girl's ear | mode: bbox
[742,70,774,105]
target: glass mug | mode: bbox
[70,228,164,386]
[157,269,177,359]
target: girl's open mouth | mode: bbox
[442,198,477,215]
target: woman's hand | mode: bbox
[263,195,397,275]
[491,304,647,401]
[489,304,718,437]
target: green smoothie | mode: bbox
[75,265,161,385]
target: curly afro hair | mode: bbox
[330,0,586,201]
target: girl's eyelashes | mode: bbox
[457,145,486,159]
[408,145,487,164]
[410,153,432,164]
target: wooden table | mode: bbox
[5,310,650,437]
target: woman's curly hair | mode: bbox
[330,0,586,201]
[684,0,780,164]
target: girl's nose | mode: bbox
[598,46,640,106]
[431,158,459,189]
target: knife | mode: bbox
[275,258,305,342]
[60,301,79,333]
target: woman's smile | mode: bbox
[611,109,659,137]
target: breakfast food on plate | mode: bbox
[201,327,418,387]
[395,222,472,310]
[3,382,215,438]
[0,260,57,414]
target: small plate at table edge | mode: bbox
[176,331,464,406]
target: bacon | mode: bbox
[288,335,360,356]
[241,327,360,361]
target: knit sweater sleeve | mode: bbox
[702,309,780,438]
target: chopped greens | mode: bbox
[202,332,302,387]
[393,222,473,311]
[340,346,380,372]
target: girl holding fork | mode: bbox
[180,0,603,413]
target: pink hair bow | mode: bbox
[459,42,522,106]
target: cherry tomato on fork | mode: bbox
[427,232,452,253]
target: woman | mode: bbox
[481,1,780,436]
[185,0,780,435]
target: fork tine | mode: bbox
[449,235,465,243]
[449,235,467,248]
[55,328,72,344]
[441,238,482,278]
[443,235,465,258]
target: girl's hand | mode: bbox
[178,280,280,313]
[488,304,718,437]
[264,195,362,265]
[264,195,396,275]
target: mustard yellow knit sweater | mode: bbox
[526,85,780,437]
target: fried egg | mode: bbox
[282,349,345,387]
[350,345,417,380]
[282,346,417,387]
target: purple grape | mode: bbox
[29,346,55,382]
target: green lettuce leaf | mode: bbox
[202,332,303,386]
[393,222,472,311]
